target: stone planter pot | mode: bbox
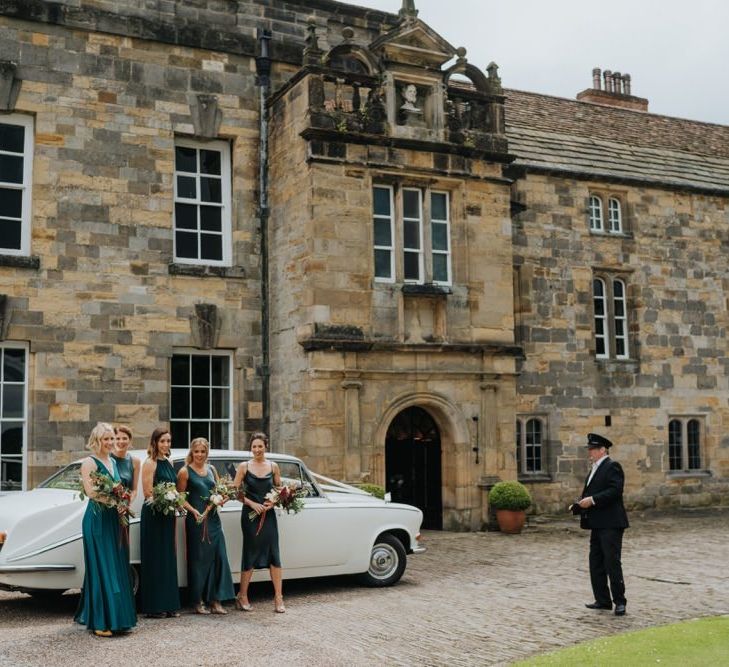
[495,509,526,534]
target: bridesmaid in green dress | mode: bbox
[177,438,235,615]
[111,425,140,498]
[232,432,285,613]
[140,427,181,618]
[74,422,137,636]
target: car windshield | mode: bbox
[38,463,82,491]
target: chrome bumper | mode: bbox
[412,545,427,554]
[0,564,76,573]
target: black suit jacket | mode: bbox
[580,457,629,530]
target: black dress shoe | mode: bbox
[585,602,612,610]
[614,604,626,616]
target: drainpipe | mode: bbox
[256,30,272,437]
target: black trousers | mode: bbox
[589,527,626,606]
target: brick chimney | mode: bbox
[576,67,648,112]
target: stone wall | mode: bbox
[513,172,729,512]
[0,15,267,482]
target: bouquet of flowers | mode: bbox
[146,481,187,516]
[248,482,305,535]
[79,470,135,527]
[197,475,238,525]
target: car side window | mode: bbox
[209,458,241,480]
[276,461,319,497]
[38,463,83,491]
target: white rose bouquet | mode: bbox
[146,481,187,516]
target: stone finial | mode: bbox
[342,26,355,42]
[303,18,324,66]
[0,61,21,112]
[191,303,221,350]
[399,0,418,19]
[456,46,467,63]
[190,94,223,139]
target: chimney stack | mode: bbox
[577,67,648,112]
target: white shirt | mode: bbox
[586,453,609,486]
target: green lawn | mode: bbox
[514,616,729,666]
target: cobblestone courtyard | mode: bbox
[1,509,727,666]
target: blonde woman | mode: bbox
[74,422,136,636]
[139,427,181,618]
[232,432,285,612]
[177,438,235,614]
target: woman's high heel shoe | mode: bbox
[195,603,211,615]
[93,629,113,637]
[210,602,228,615]
[235,596,252,611]
[274,596,286,613]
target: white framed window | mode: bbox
[0,115,34,256]
[668,417,703,471]
[373,185,395,282]
[372,185,452,286]
[173,138,232,266]
[0,343,28,491]
[516,415,546,474]
[593,276,630,360]
[170,351,233,449]
[608,197,622,233]
[430,191,451,285]
[402,188,423,283]
[588,195,603,232]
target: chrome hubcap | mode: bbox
[369,543,398,579]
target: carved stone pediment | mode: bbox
[370,20,456,68]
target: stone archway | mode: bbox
[373,392,472,530]
[386,406,442,529]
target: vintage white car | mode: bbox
[0,449,424,596]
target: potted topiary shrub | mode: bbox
[488,481,532,534]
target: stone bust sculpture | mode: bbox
[400,83,420,111]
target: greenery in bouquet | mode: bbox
[78,469,135,527]
[197,475,238,524]
[146,481,187,516]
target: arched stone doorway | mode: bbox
[385,406,443,530]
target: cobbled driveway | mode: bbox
[1,508,727,666]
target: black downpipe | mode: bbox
[256,30,272,437]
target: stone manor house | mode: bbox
[1,0,728,528]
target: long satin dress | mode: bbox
[111,452,134,579]
[241,465,281,570]
[184,466,235,604]
[140,458,181,614]
[74,457,137,632]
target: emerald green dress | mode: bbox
[140,458,181,614]
[74,457,137,633]
[111,453,134,489]
[184,466,235,604]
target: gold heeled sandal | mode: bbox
[274,596,286,613]
[234,596,252,611]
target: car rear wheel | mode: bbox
[360,533,406,587]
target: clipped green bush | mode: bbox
[357,483,385,499]
[488,480,532,511]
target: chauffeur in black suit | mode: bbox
[572,433,629,616]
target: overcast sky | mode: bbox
[348,0,728,126]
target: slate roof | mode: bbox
[504,89,729,194]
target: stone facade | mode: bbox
[1,0,727,525]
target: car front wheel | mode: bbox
[360,533,407,587]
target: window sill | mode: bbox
[401,283,452,297]
[589,230,633,240]
[0,255,40,270]
[518,473,552,484]
[168,263,245,279]
[666,470,711,480]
